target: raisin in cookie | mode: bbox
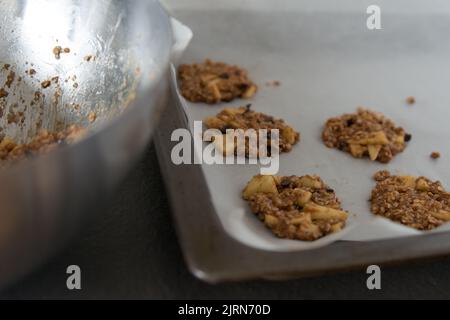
[205,106,299,156]
[178,59,257,104]
[322,108,410,163]
[371,170,450,230]
[242,175,348,241]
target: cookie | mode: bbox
[178,59,257,104]
[322,108,410,163]
[204,105,299,156]
[242,175,348,241]
[371,170,450,230]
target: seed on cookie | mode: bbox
[322,108,410,163]
[204,106,300,157]
[242,175,348,241]
[178,59,257,104]
[371,170,450,230]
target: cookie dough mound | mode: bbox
[322,108,410,163]
[178,59,257,104]
[205,106,300,156]
[371,170,450,230]
[243,175,348,241]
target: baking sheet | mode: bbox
[166,0,450,251]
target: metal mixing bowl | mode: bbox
[0,0,190,288]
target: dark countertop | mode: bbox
[1,144,450,299]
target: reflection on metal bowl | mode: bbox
[0,0,191,288]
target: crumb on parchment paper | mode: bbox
[406,96,416,105]
[431,152,440,159]
[266,80,281,87]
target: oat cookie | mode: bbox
[178,59,257,104]
[322,108,410,163]
[371,170,450,230]
[242,175,348,241]
[205,106,299,156]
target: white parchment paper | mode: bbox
[166,0,450,251]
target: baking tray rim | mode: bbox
[154,77,450,283]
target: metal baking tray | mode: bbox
[155,0,450,282]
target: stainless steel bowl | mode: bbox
[0,0,190,288]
